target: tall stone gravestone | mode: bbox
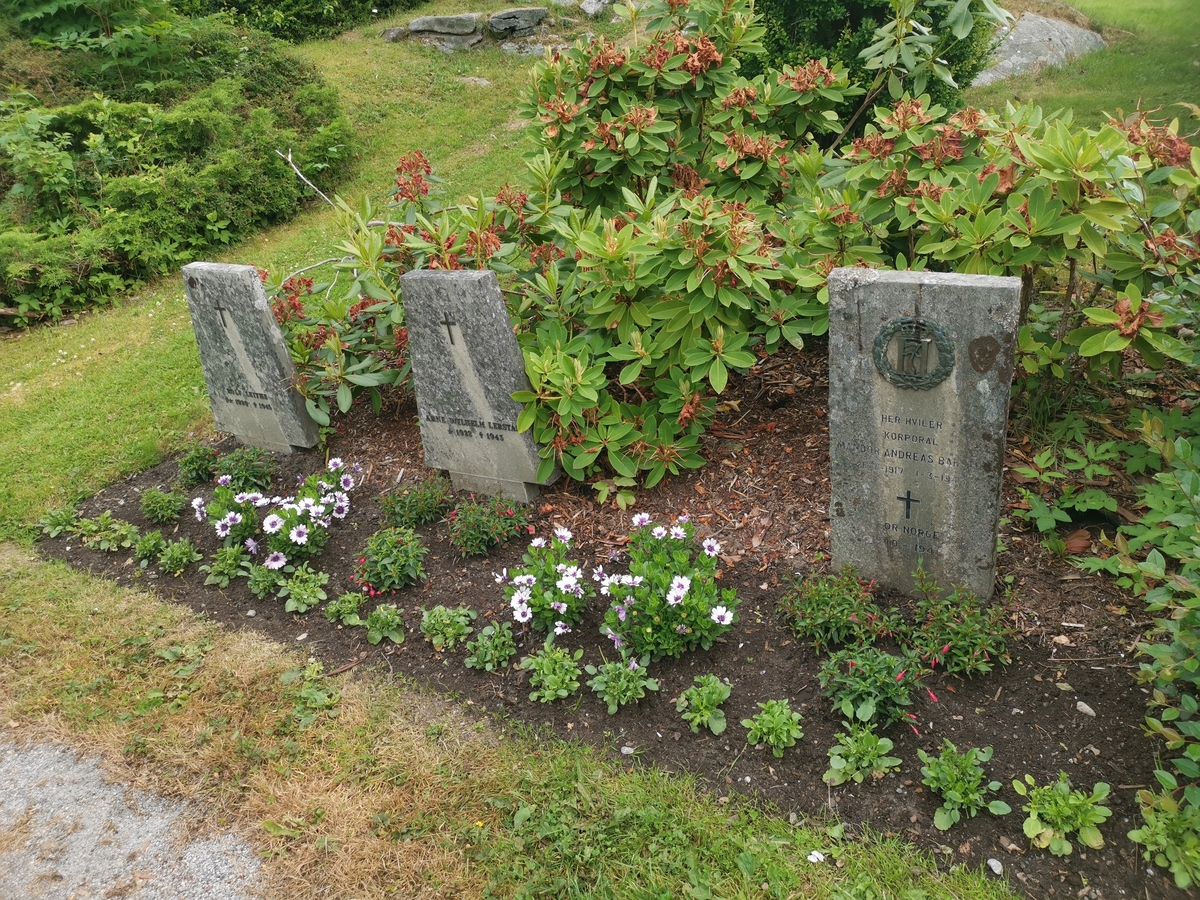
[400,269,553,501]
[827,269,1020,599]
[181,262,318,453]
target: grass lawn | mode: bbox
[0,0,1191,894]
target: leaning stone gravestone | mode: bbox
[400,269,553,501]
[181,262,318,453]
[827,269,1021,599]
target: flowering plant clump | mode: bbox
[262,458,358,563]
[780,565,899,652]
[446,494,534,556]
[200,486,260,546]
[817,646,924,728]
[905,565,1013,675]
[600,514,737,659]
[351,526,427,595]
[520,638,583,703]
[498,528,593,633]
[584,654,659,714]
[213,447,278,492]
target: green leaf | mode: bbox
[336,382,353,413]
[987,800,1012,816]
[708,357,728,393]
[933,807,956,831]
[262,820,302,838]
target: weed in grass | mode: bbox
[446,494,532,556]
[277,564,329,614]
[818,646,922,728]
[1014,772,1112,856]
[364,603,404,645]
[351,526,427,595]
[780,566,898,652]
[743,699,804,758]
[584,654,659,714]
[918,741,1010,830]
[38,507,79,537]
[380,476,453,528]
[176,442,220,487]
[282,661,339,729]
[213,448,278,492]
[140,487,186,524]
[158,538,202,576]
[72,510,140,552]
[464,622,516,672]
[520,639,583,703]
[824,722,902,786]
[324,592,364,627]
[132,530,167,569]
[676,673,731,735]
[200,545,251,588]
[420,604,476,651]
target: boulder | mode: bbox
[407,14,481,35]
[381,26,408,42]
[580,0,611,15]
[488,7,549,39]
[422,32,485,52]
[973,13,1105,87]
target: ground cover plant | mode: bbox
[3,0,1200,896]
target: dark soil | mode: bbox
[40,342,1189,900]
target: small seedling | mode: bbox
[247,564,282,599]
[365,604,405,645]
[742,698,804,758]
[325,592,364,627]
[140,487,186,524]
[824,722,902,786]
[420,605,477,651]
[132,530,166,569]
[584,655,658,714]
[73,510,139,552]
[200,545,250,588]
[465,622,517,672]
[380,477,453,528]
[158,537,202,576]
[277,564,329,613]
[1013,773,1111,856]
[918,741,1009,829]
[39,507,79,537]
[519,639,583,703]
[676,674,731,735]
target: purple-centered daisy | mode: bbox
[669,525,687,540]
[244,538,259,554]
[263,514,284,534]
[340,474,355,491]
[510,586,532,607]
[554,526,572,543]
[264,551,287,570]
[234,492,250,503]
[289,524,309,545]
[216,474,231,486]
[214,520,232,538]
[652,526,667,539]
[223,512,243,526]
[512,603,532,623]
[327,457,343,471]
[710,605,733,626]
[529,537,546,549]
[553,621,571,636]
[550,601,567,614]
[702,538,721,557]
[494,568,508,585]
[606,629,624,650]
[631,512,650,527]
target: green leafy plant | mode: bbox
[364,604,404,645]
[1129,785,1200,889]
[817,646,922,726]
[246,564,281,599]
[131,529,166,568]
[176,443,219,486]
[38,506,78,537]
[282,661,339,729]
[500,529,593,633]
[519,639,583,703]
[199,545,250,588]
[780,566,898,652]
[351,526,427,595]
[420,605,476,652]
[71,510,139,551]
[445,495,532,556]
[742,699,804,758]
[214,448,278,492]
[918,741,1010,830]
[904,565,1012,675]
[325,592,364,627]
[380,477,453,529]
[1013,773,1112,857]
[584,654,659,714]
[277,564,329,614]
[676,674,731,735]
[157,537,201,576]
[139,486,185,524]
[601,515,738,660]
[824,722,902,786]
[464,622,517,672]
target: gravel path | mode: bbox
[0,740,261,900]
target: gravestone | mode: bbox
[181,262,318,453]
[827,269,1021,599]
[400,269,554,501]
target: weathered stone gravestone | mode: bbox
[827,269,1021,599]
[400,269,554,501]
[181,262,318,454]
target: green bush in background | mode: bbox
[175,0,427,42]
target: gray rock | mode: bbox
[407,13,481,35]
[181,263,318,453]
[987,858,1004,876]
[381,25,408,41]
[488,7,548,39]
[827,269,1020,600]
[1076,701,1096,717]
[501,40,548,56]
[399,270,556,501]
[460,76,492,86]
[580,0,611,15]
[422,32,485,52]
[973,13,1105,87]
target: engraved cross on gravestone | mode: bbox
[400,269,555,502]
[827,269,1021,599]
[181,262,318,454]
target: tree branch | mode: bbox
[274,148,335,208]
